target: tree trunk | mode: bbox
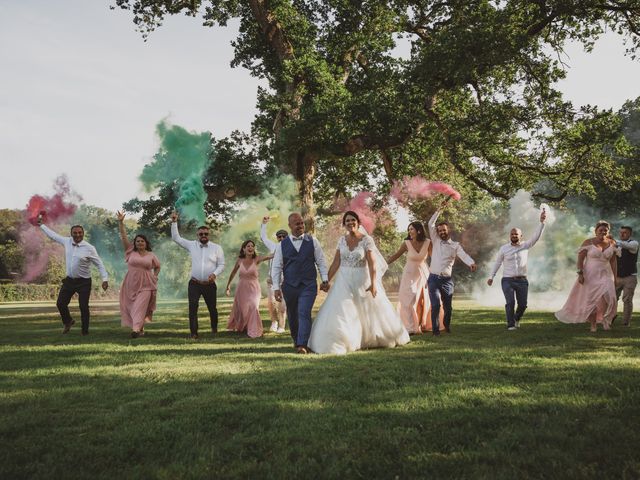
[296,150,318,232]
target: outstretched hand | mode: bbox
[116,210,125,222]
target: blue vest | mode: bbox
[617,242,638,277]
[282,235,317,288]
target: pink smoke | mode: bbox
[390,176,461,204]
[25,175,80,226]
[20,175,81,282]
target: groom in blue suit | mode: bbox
[272,213,329,353]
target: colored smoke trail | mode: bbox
[390,176,461,204]
[25,175,80,225]
[140,121,213,224]
[20,176,82,282]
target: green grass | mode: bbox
[1,298,639,479]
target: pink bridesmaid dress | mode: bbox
[555,244,618,328]
[397,240,431,334]
[120,246,160,331]
[227,260,264,338]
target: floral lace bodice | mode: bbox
[337,235,375,268]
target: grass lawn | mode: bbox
[1,297,639,479]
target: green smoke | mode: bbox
[140,121,213,224]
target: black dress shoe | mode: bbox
[444,326,451,333]
[432,331,441,336]
[130,331,139,338]
[190,334,199,340]
[81,331,89,336]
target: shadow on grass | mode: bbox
[1,303,640,479]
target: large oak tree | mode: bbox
[114,0,640,227]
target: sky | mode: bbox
[1,1,639,213]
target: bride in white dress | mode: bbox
[308,211,410,354]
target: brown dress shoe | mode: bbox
[62,320,75,334]
[296,346,309,354]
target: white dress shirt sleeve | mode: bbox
[214,245,225,276]
[260,224,278,252]
[40,224,67,245]
[271,242,284,290]
[455,244,475,267]
[619,239,639,254]
[171,222,191,250]
[313,237,329,282]
[522,222,545,249]
[427,209,441,242]
[88,245,109,281]
[489,247,505,279]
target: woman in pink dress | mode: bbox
[555,220,619,332]
[117,211,161,338]
[225,240,273,338]
[387,222,435,334]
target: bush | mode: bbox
[0,283,120,302]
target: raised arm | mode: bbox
[618,239,639,254]
[225,260,240,296]
[386,242,408,265]
[116,211,130,251]
[39,223,66,245]
[170,211,190,249]
[260,218,278,252]
[522,214,546,249]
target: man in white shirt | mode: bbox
[614,225,638,326]
[427,204,477,335]
[260,216,288,333]
[271,213,329,353]
[171,211,225,339]
[487,209,546,330]
[37,218,109,335]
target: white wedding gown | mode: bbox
[308,235,410,354]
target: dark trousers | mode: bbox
[188,281,218,335]
[56,277,92,333]
[282,282,318,347]
[427,274,454,333]
[501,277,529,327]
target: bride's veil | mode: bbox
[358,225,388,281]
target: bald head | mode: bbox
[288,213,305,237]
[510,228,523,245]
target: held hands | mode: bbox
[320,281,329,292]
[116,210,125,222]
[274,290,283,302]
[170,210,179,223]
[102,281,109,291]
[487,278,493,286]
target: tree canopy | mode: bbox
[114,0,640,226]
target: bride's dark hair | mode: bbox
[342,210,361,226]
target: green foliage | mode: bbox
[0,210,24,279]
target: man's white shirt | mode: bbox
[427,209,475,276]
[489,222,545,279]
[171,223,225,281]
[40,225,108,280]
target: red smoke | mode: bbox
[25,175,80,225]
[390,176,461,204]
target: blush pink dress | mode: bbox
[555,244,617,328]
[120,246,160,331]
[397,240,431,334]
[227,260,264,338]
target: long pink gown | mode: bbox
[120,246,160,331]
[397,240,431,334]
[227,260,264,338]
[555,244,617,328]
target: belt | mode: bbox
[431,273,452,279]
[506,276,527,280]
[190,277,216,285]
